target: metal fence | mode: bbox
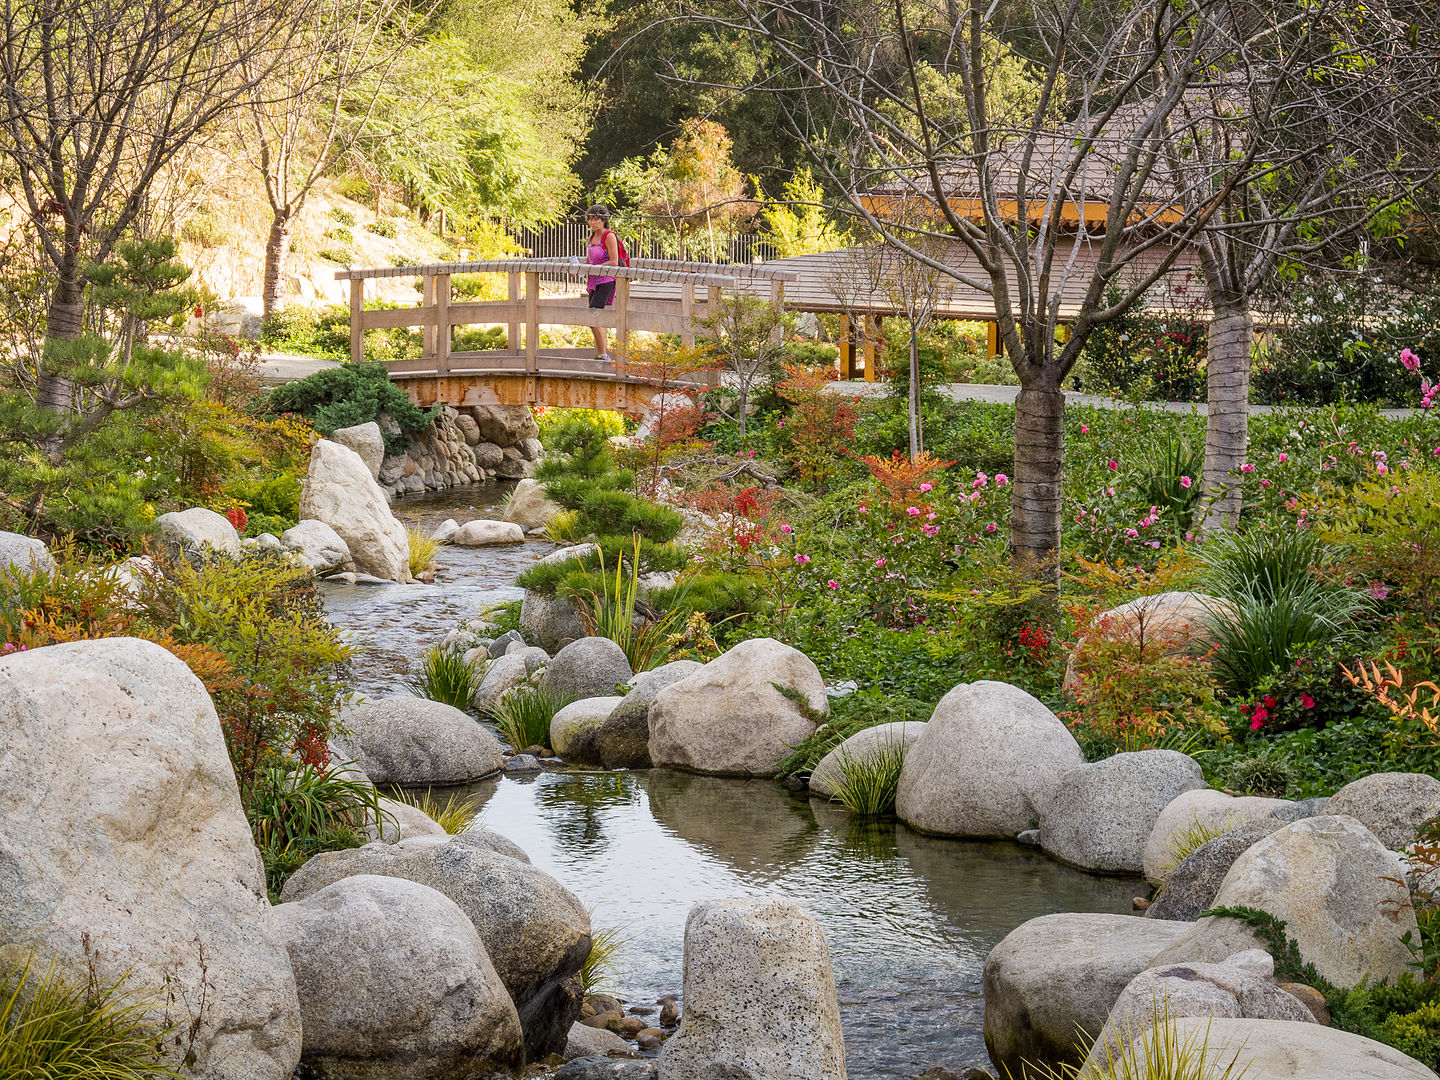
[498,219,781,283]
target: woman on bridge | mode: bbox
[585,205,621,362]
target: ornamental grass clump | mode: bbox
[406,643,485,710]
[579,917,627,998]
[390,788,485,834]
[830,735,908,817]
[406,526,445,578]
[576,538,684,671]
[0,956,180,1080]
[249,762,387,898]
[490,685,573,751]
[1022,1005,1252,1080]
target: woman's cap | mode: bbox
[584,205,611,223]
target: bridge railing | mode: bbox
[334,259,799,387]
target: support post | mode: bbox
[421,272,437,358]
[863,313,880,382]
[705,284,723,387]
[524,271,540,388]
[615,278,630,373]
[348,275,364,364]
[435,273,451,374]
[987,320,999,358]
[507,271,520,355]
[838,312,854,379]
[680,280,695,347]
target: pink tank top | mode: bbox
[587,234,616,291]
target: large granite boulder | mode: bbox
[473,647,550,716]
[1143,789,1298,884]
[338,695,504,784]
[1146,816,1289,922]
[329,421,385,479]
[280,519,354,575]
[1147,816,1418,988]
[506,478,562,530]
[280,835,590,1061]
[550,696,622,760]
[274,875,523,1078]
[1117,1017,1440,1080]
[1082,950,1315,1073]
[1038,751,1205,874]
[658,898,846,1080]
[897,681,1083,839]
[155,506,241,562]
[648,639,827,777]
[471,404,540,448]
[1327,772,1440,849]
[1065,591,1231,692]
[0,638,301,1079]
[810,722,928,800]
[453,519,526,546]
[983,913,1192,1076]
[522,589,589,654]
[594,661,704,770]
[540,637,634,703]
[298,439,411,582]
[0,529,54,581]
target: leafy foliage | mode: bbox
[827,735,907,816]
[265,363,436,455]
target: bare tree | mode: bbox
[695,293,791,440]
[244,0,421,315]
[0,0,302,454]
[667,0,1439,577]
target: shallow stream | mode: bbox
[321,482,1142,1079]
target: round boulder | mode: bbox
[982,912,1192,1076]
[1038,750,1205,874]
[505,478,563,530]
[657,898,846,1080]
[453,519,526,546]
[539,637,634,703]
[594,660,704,770]
[810,722,928,800]
[0,529,54,581]
[1146,815,1290,922]
[274,874,523,1078]
[471,404,539,448]
[280,835,590,1062]
[648,639,827,777]
[1327,772,1440,850]
[1065,591,1231,692]
[280,519,355,575]
[1143,788,1298,884]
[473,647,550,716]
[897,681,1083,839]
[551,696,623,760]
[340,695,504,784]
[155,506,241,562]
[367,796,449,844]
[522,589,589,654]
[329,421,385,479]
[1146,815,1418,988]
[298,439,411,582]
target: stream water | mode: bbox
[321,481,1143,1079]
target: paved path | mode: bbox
[258,353,342,385]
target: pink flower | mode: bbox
[1180,475,1192,488]
[794,553,810,564]
[1370,582,1391,600]
[922,524,939,537]
[874,558,886,568]
[1107,460,1118,471]
[780,524,792,534]
[1125,528,1138,537]
[1278,453,1288,463]
[1378,463,1389,475]
[907,506,921,515]
[1401,348,1421,372]
[1300,693,1316,709]
[973,473,988,489]
[858,506,868,514]
[919,482,933,492]
[1150,541,1161,549]
[1105,486,1115,497]
[995,474,1008,486]
[1240,463,1255,473]
[827,579,838,589]
[1080,424,1089,434]
[1250,714,1265,731]
[1260,479,1272,488]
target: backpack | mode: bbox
[602,229,630,267]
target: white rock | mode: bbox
[452,519,526,546]
[1148,815,1418,987]
[983,912,1192,1076]
[521,589,589,653]
[0,529,54,580]
[298,439,411,582]
[474,648,549,716]
[810,722,927,800]
[504,478,562,530]
[658,898,846,1080]
[339,695,504,784]
[329,421,385,479]
[0,638,301,1079]
[280,519,355,575]
[1143,789,1300,885]
[649,639,827,777]
[550,697,622,757]
[1039,751,1206,874]
[273,874,523,1077]
[896,681,1083,839]
[470,405,539,448]
[539,637,634,702]
[1117,1017,1440,1080]
[155,506,241,561]
[433,518,460,543]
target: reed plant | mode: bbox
[577,537,684,671]
[406,526,445,578]
[579,917,627,998]
[406,643,486,711]
[1019,1006,1252,1080]
[249,763,386,897]
[389,788,485,834]
[829,735,908,817]
[546,509,584,543]
[491,685,573,751]
[0,955,180,1080]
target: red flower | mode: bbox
[1262,695,1277,709]
[1300,693,1316,709]
[225,505,248,531]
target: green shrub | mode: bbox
[324,225,354,246]
[453,326,506,351]
[0,955,180,1080]
[250,762,382,898]
[365,219,396,238]
[180,211,227,248]
[490,685,573,751]
[334,174,373,202]
[1224,743,1297,797]
[784,341,839,366]
[329,207,357,227]
[316,246,354,264]
[406,643,484,709]
[266,363,437,455]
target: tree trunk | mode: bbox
[37,275,86,463]
[1010,372,1065,586]
[908,330,920,458]
[262,212,293,317]
[1198,294,1252,532]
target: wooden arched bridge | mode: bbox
[337,258,798,414]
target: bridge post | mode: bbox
[507,271,520,354]
[524,270,540,404]
[863,314,883,382]
[706,283,723,388]
[348,275,364,364]
[435,273,451,374]
[680,281,695,347]
[421,272,437,358]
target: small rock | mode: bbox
[504,754,542,772]
[433,518,460,543]
[1278,982,1332,1025]
[564,1021,634,1061]
[336,695,504,784]
[557,1058,657,1080]
[488,629,525,657]
[618,1016,646,1036]
[452,519,526,546]
[582,1010,625,1031]
[659,998,680,1026]
[1132,897,1151,911]
[280,519,355,575]
[0,530,55,581]
[825,679,859,699]
[1016,830,1041,847]
[638,1033,664,1051]
[155,506,241,562]
[629,1005,656,1016]
[504,478,562,530]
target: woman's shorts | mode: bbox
[588,281,616,309]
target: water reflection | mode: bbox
[436,770,1141,1079]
